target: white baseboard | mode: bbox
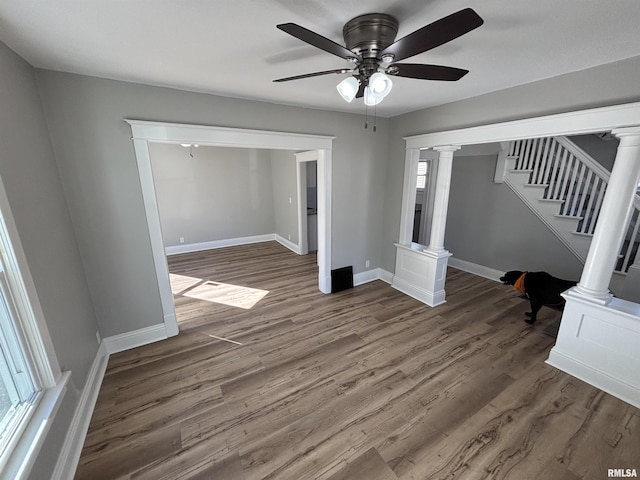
[164,312,179,337]
[448,257,504,282]
[52,343,109,480]
[353,268,394,286]
[275,234,302,255]
[353,269,378,286]
[56,326,170,478]
[165,234,275,256]
[103,324,167,355]
[377,269,394,284]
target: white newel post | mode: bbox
[548,126,640,409]
[573,127,640,303]
[392,145,459,307]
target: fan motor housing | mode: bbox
[343,13,399,58]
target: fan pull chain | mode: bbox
[364,103,368,129]
[373,104,377,132]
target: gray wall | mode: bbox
[150,144,276,246]
[3,32,637,478]
[383,55,640,274]
[35,70,390,338]
[0,42,99,478]
[270,150,299,244]
[445,155,584,279]
[568,134,619,172]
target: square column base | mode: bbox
[392,243,452,307]
[546,287,640,409]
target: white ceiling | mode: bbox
[2,0,640,118]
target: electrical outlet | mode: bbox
[365,260,370,268]
[288,234,291,240]
[179,237,185,244]
[95,330,101,345]
[289,197,292,204]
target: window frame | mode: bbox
[416,160,428,190]
[0,176,68,479]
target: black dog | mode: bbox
[500,270,577,324]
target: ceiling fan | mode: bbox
[273,8,483,106]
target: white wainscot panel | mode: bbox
[547,288,640,408]
[392,243,451,307]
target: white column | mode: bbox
[427,145,460,252]
[573,126,640,303]
[398,148,420,245]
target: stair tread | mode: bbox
[555,214,584,221]
[508,137,639,281]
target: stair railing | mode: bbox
[508,136,640,273]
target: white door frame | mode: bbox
[125,120,334,337]
[295,150,319,256]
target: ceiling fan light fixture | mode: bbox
[368,72,393,99]
[336,76,359,103]
[364,86,383,106]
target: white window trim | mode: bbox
[0,176,69,480]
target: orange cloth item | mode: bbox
[513,272,527,294]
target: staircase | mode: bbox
[502,136,640,295]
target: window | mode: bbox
[0,181,67,479]
[0,252,37,453]
[416,161,428,189]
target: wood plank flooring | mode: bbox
[75,241,640,479]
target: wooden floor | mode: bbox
[75,242,640,480]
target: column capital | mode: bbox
[433,145,461,153]
[612,126,640,141]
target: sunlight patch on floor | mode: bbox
[184,281,269,309]
[170,273,269,309]
[169,273,203,295]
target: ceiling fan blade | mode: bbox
[380,8,483,63]
[277,23,362,62]
[273,68,352,82]
[388,63,469,81]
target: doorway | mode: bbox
[296,151,319,256]
[126,120,334,337]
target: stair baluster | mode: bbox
[506,136,640,276]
